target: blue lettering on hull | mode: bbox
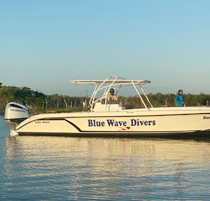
[88,119,156,127]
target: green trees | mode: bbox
[184,93,210,106]
[0,84,46,114]
[119,93,210,108]
[0,83,88,114]
[46,94,86,109]
[0,82,210,114]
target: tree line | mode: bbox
[119,93,210,109]
[0,83,86,114]
[0,82,210,114]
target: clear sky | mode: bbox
[1,0,210,97]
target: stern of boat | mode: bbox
[4,102,30,135]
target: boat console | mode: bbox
[93,102,125,112]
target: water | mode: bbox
[1,115,210,200]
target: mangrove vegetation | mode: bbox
[0,82,210,114]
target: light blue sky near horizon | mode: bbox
[1,0,210,97]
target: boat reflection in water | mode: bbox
[3,136,210,200]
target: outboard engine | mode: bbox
[5,102,30,133]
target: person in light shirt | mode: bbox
[175,89,186,107]
[107,88,120,104]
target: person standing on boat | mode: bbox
[107,88,120,104]
[175,89,186,107]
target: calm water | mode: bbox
[1,115,210,200]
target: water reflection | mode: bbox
[3,136,210,200]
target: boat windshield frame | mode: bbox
[71,76,153,112]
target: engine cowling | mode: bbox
[5,102,30,133]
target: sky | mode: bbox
[1,0,210,97]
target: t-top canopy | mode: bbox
[71,76,151,85]
[71,76,153,112]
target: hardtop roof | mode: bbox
[71,79,151,85]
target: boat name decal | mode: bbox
[203,116,210,119]
[88,119,156,127]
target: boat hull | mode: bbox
[11,108,210,137]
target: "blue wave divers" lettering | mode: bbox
[131,119,156,126]
[88,120,105,127]
[107,119,127,126]
[88,119,156,127]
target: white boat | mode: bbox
[4,76,210,137]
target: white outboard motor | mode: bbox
[5,102,30,133]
